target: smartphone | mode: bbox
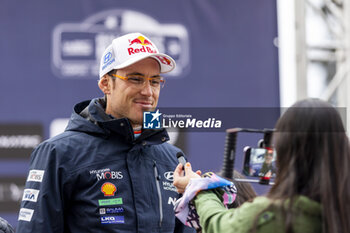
[243,147,277,178]
[176,152,187,170]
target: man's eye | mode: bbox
[151,79,161,85]
[127,77,143,83]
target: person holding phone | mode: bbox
[174,98,350,233]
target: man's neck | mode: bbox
[132,124,142,130]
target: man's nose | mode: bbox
[140,80,153,96]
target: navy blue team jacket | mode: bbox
[17,98,193,233]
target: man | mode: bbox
[258,149,276,177]
[17,33,193,233]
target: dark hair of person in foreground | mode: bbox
[262,98,350,233]
[230,170,257,208]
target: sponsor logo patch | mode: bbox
[162,181,177,192]
[98,198,123,206]
[27,170,45,182]
[168,197,177,206]
[129,36,154,47]
[103,52,112,63]
[22,189,40,202]
[102,58,115,70]
[101,182,117,197]
[127,46,157,55]
[18,208,34,222]
[89,168,123,181]
[164,171,174,181]
[99,207,124,215]
[101,216,125,224]
[155,55,172,66]
[99,208,106,215]
[97,171,123,180]
[89,168,110,174]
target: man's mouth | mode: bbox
[134,100,153,108]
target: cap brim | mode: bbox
[112,53,176,74]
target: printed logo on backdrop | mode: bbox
[52,9,190,79]
[0,124,43,159]
[0,177,26,212]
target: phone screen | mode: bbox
[243,147,277,178]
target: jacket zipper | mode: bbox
[153,161,163,227]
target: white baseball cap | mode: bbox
[99,32,176,78]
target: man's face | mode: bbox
[103,58,161,127]
[265,153,273,164]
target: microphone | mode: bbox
[176,152,187,168]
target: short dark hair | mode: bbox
[107,69,117,76]
[103,69,118,105]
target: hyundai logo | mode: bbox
[104,52,112,63]
[164,171,174,181]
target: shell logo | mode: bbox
[101,182,117,196]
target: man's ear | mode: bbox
[98,75,110,95]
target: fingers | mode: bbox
[173,163,184,178]
[173,162,201,194]
[173,163,185,189]
[184,163,201,179]
[184,162,194,174]
[176,187,186,194]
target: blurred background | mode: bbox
[1,0,349,228]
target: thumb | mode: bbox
[184,162,193,174]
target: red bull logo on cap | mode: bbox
[129,36,153,47]
[128,36,157,55]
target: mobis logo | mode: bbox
[90,169,123,181]
[97,171,123,180]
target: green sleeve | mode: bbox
[194,191,271,233]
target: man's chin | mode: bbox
[129,107,156,127]
[142,106,156,112]
[128,118,142,128]
[127,113,143,127]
